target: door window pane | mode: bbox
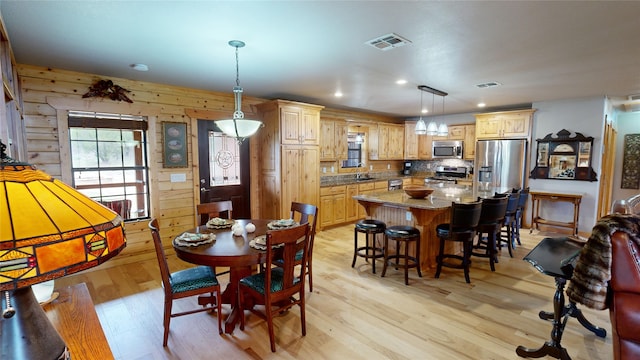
[208,131,241,186]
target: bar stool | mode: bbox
[472,196,509,271]
[352,219,386,274]
[435,201,483,283]
[498,193,520,257]
[514,187,530,246]
[381,225,422,285]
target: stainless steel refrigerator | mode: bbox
[475,139,527,191]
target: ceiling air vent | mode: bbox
[475,82,502,89]
[366,33,411,51]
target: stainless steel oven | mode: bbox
[432,140,463,159]
[388,179,403,190]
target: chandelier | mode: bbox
[215,40,263,143]
[417,85,448,136]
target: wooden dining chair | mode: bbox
[196,200,233,226]
[238,223,311,352]
[148,219,223,346]
[290,201,318,291]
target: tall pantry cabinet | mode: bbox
[256,100,324,220]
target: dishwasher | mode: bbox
[388,179,403,190]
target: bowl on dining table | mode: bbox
[404,186,434,199]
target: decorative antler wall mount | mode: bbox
[82,79,133,103]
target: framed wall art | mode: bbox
[621,133,640,189]
[530,129,597,181]
[162,122,188,168]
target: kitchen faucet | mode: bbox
[356,163,367,179]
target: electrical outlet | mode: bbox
[331,166,334,173]
[322,167,326,173]
[406,211,412,221]
[369,164,373,171]
[387,164,391,170]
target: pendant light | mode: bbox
[437,94,448,136]
[415,87,427,135]
[215,40,263,143]
[417,85,448,136]
[426,91,438,135]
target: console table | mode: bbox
[516,237,606,360]
[44,283,114,360]
[530,191,582,236]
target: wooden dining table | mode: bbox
[172,219,271,334]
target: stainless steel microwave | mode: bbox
[432,140,463,159]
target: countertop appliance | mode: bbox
[424,166,467,186]
[388,179,403,190]
[403,161,412,175]
[432,140,463,159]
[475,139,527,190]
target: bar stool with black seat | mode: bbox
[352,219,386,274]
[435,201,483,283]
[472,196,509,272]
[498,192,520,257]
[514,187,530,246]
[381,225,422,285]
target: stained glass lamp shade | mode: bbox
[0,142,126,359]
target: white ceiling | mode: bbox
[2,1,640,118]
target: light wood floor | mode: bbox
[56,224,613,360]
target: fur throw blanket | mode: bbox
[566,214,640,310]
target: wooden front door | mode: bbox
[197,119,251,219]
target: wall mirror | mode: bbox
[530,129,597,181]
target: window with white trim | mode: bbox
[68,111,150,221]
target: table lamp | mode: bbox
[0,141,127,359]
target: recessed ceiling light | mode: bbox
[422,108,428,114]
[396,79,407,85]
[477,103,486,108]
[334,91,343,98]
[130,63,149,72]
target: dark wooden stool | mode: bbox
[381,225,422,285]
[352,219,386,274]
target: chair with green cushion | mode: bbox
[289,202,318,291]
[238,223,311,352]
[148,218,223,346]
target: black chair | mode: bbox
[514,187,530,246]
[472,196,509,271]
[498,193,520,257]
[381,225,422,285]
[435,201,483,283]
[352,219,386,274]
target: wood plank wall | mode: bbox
[16,64,400,270]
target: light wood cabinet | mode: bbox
[404,121,419,160]
[475,109,536,139]
[280,103,321,145]
[0,16,26,160]
[463,124,476,160]
[370,123,405,160]
[447,125,465,140]
[320,119,348,161]
[419,135,432,159]
[256,100,324,220]
[357,182,376,218]
[345,184,359,222]
[320,185,346,228]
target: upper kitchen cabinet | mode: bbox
[267,100,324,145]
[256,99,324,220]
[405,121,431,160]
[0,14,26,160]
[463,124,476,160]
[320,118,347,161]
[432,124,465,141]
[404,121,419,159]
[370,123,404,160]
[475,109,536,139]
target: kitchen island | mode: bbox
[353,185,509,271]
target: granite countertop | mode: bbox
[352,184,511,210]
[321,175,411,187]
